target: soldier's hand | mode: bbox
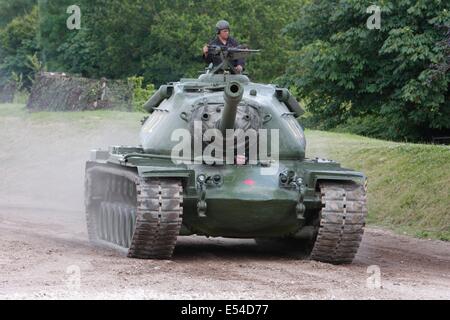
[203,45,209,55]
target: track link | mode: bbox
[85,165,183,259]
[310,182,367,264]
[129,178,183,259]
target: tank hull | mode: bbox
[88,150,365,239]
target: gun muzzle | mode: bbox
[220,82,244,134]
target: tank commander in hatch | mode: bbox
[202,20,245,74]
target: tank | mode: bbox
[85,46,368,264]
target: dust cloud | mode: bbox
[0,112,140,230]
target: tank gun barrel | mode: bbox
[220,82,244,134]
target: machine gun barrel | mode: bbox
[220,82,244,134]
[206,45,260,75]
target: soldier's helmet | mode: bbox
[216,20,230,34]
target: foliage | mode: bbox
[0,0,36,28]
[13,89,30,104]
[38,0,301,86]
[332,115,393,140]
[10,72,24,91]
[2,0,449,142]
[284,0,450,142]
[0,5,39,88]
[25,52,44,84]
[128,76,155,112]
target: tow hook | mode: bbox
[196,174,223,218]
[197,174,208,218]
[295,178,306,223]
[279,171,306,223]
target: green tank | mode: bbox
[85,46,368,264]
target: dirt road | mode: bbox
[0,205,449,300]
[0,107,449,300]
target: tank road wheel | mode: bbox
[97,202,135,246]
[85,166,183,260]
[310,182,367,265]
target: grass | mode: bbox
[1,103,448,241]
[0,103,145,130]
[306,130,450,241]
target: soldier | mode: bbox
[202,20,245,73]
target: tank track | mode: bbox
[310,182,367,264]
[85,165,183,259]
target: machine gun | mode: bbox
[207,45,260,74]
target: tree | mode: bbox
[142,0,301,85]
[0,6,39,88]
[0,0,36,28]
[38,0,301,86]
[283,0,450,142]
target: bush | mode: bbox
[0,6,39,89]
[332,115,394,141]
[13,89,29,104]
[128,76,155,113]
